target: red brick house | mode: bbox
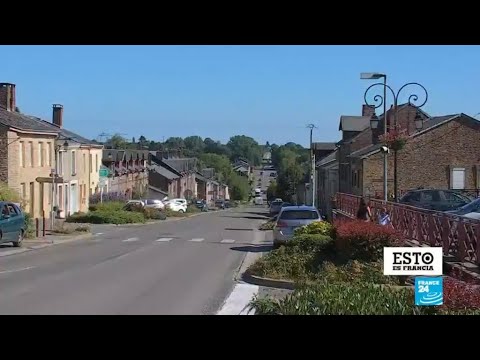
[318,103,480,202]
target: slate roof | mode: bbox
[316,149,338,167]
[148,164,180,180]
[202,168,215,179]
[163,158,198,173]
[338,116,371,132]
[311,142,337,151]
[348,114,461,159]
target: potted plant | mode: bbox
[379,128,409,151]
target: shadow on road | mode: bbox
[0,244,13,249]
[243,211,270,217]
[220,215,267,220]
[230,244,273,253]
[224,228,254,231]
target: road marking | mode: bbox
[123,237,139,242]
[94,233,104,236]
[217,283,259,315]
[156,238,173,242]
[220,239,236,244]
[189,238,205,242]
[0,266,36,275]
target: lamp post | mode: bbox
[363,80,428,201]
[361,72,388,201]
[307,124,316,206]
[51,138,69,229]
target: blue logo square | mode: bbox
[415,277,443,306]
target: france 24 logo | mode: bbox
[383,247,443,276]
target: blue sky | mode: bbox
[1,45,479,147]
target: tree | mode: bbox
[266,181,278,200]
[199,153,233,183]
[184,136,205,157]
[204,137,231,157]
[226,135,263,165]
[164,137,185,151]
[228,173,251,201]
[0,182,22,203]
[106,134,127,149]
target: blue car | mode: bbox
[0,201,25,247]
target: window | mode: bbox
[38,142,44,167]
[279,210,320,220]
[96,154,99,172]
[1,204,9,217]
[89,154,93,173]
[47,184,52,205]
[59,185,63,209]
[47,142,51,166]
[451,168,466,190]
[58,151,64,175]
[71,151,77,175]
[7,204,18,216]
[28,141,33,167]
[83,154,86,172]
[19,141,25,167]
[21,183,26,200]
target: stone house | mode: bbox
[0,83,103,219]
[101,149,148,200]
[322,102,480,200]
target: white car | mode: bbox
[166,200,188,213]
[144,199,165,210]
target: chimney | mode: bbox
[52,104,64,128]
[0,83,16,112]
[362,104,375,118]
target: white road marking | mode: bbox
[220,239,236,244]
[217,283,259,315]
[123,237,139,242]
[189,238,205,242]
[94,233,104,236]
[156,238,173,242]
[0,266,36,275]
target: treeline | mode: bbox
[101,134,310,202]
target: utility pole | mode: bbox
[307,124,317,207]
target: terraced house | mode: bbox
[0,82,103,219]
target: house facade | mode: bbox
[101,149,149,201]
[0,83,103,218]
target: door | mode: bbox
[70,184,78,214]
[0,203,13,243]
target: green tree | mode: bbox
[204,137,231,157]
[106,134,127,149]
[184,136,205,157]
[226,135,263,165]
[199,153,233,183]
[164,137,185,151]
[228,173,251,201]
[266,181,278,200]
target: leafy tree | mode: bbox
[184,136,205,157]
[228,173,251,201]
[106,134,127,149]
[266,181,278,200]
[164,137,185,151]
[199,153,232,183]
[226,135,263,165]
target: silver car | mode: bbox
[272,206,322,247]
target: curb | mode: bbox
[242,271,296,290]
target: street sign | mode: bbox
[99,168,109,178]
[99,178,108,186]
[36,176,64,183]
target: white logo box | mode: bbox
[383,247,443,276]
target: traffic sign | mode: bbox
[99,168,109,178]
[99,178,108,186]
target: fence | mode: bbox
[333,192,480,266]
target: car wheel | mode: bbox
[12,230,24,248]
[178,209,185,213]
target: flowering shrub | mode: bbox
[334,220,404,262]
[441,277,480,311]
[294,221,333,237]
[379,128,409,151]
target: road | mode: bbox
[0,207,272,315]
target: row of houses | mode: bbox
[315,103,480,217]
[0,82,229,220]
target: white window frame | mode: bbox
[71,151,77,175]
[19,141,24,167]
[450,167,466,190]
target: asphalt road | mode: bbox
[0,207,272,315]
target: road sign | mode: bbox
[99,178,108,186]
[36,176,64,183]
[99,168,109,178]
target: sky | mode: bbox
[1,45,479,147]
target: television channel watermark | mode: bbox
[383,247,443,276]
[415,277,443,306]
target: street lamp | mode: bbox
[364,81,428,201]
[361,72,388,202]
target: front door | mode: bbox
[70,184,78,214]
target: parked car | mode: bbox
[272,205,322,247]
[0,201,25,247]
[445,198,480,220]
[194,200,205,209]
[144,199,165,210]
[254,197,264,205]
[399,189,471,212]
[165,200,188,213]
[269,200,284,216]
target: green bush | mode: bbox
[89,201,125,212]
[250,281,425,315]
[319,260,400,285]
[66,210,145,224]
[165,209,187,217]
[259,220,275,231]
[143,208,166,220]
[0,181,22,203]
[24,212,36,239]
[294,221,333,237]
[286,234,333,253]
[186,205,200,213]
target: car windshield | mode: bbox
[271,201,282,206]
[454,198,480,215]
[280,210,319,220]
